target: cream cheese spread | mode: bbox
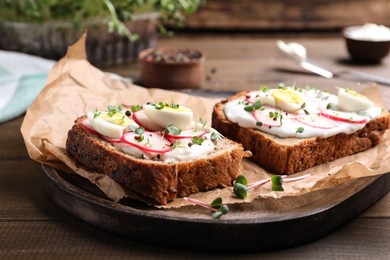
[224,86,382,138]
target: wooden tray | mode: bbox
[43,165,390,252]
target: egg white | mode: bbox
[87,111,138,139]
[337,88,373,112]
[143,104,193,130]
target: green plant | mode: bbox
[0,0,204,40]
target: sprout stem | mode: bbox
[184,197,218,212]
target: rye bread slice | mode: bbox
[212,91,390,175]
[66,116,248,205]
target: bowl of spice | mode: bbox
[343,23,390,63]
[138,47,205,89]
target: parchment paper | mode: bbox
[21,33,390,208]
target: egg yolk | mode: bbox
[272,88,304,105]
[162,106,191,113]
[100,112,132,126]
[345,88,369,100]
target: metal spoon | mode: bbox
[276,40,390,85]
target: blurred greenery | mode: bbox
[0,0,204,39]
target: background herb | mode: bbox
[0,0,204,40]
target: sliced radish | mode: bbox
[122,131,171,154]
[132,110,161,131]
[81,119,100,136]
[252,106,284,127]
[320,110,367,124]
[294,114,339,129]
[165,128,207,140]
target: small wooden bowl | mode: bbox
[138,47,205,89]
[343,26,390,63]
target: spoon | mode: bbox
[276,40,390,85]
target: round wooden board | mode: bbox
[43,165,390,252]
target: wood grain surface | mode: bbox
[185,0,390,31]
[1,33,390,258]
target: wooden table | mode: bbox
[1,32,389,258]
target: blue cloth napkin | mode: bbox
[0,51,55,123]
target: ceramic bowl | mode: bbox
[138,47,205,89]
[343,25,390,63]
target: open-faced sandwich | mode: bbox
[212,84,390,174]
[66,101,249,205]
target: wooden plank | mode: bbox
[0,159,74,220]
[0,219,389,257]
[185,0,390,30]
[0,117,29,159]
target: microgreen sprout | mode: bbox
[211,131,223,141]
[198,118,207,130]
[184,197,229,219]
[256,121,263,127]
[269,111,283,126]
[296,127,304,133]
[145,138,152,147]
[233,175,248,199]
[259,85,269,93]
[107,105,122,117]
[271,175,284,191]
[300,103,310,115]
[192,136,204,145]
[326,103,337,110]
[163,124,181,135]
[277,82,286,89]
[154,102,165,110]
[92,108,101,118]
[244,100,263,112]
[233,174,311,199]
[130,104,143,113]
[128,126,145,142]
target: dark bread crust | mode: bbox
[212,91,390,175]
[66,117,247,205]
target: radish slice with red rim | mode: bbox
[294,114,339,129]
[122,131,171,154]
[81,119,100,136]
[132,110,161,131]
[320,110,368,124]
[252,106,285,127]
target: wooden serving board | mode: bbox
[42,164,390,252]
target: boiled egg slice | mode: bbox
[257,89,276,107]
[143,103,193,130]
[337,88,374,112]
[88,111,138,139]
[271,88,304,113]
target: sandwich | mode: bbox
[66,101,248,205]
[212,84,390,174]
